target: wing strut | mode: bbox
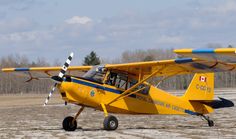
[107,65,167,105]
[155,71,181,87]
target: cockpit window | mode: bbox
[115,74,128,90]
[82,66,106,84]
[106,71,150,95]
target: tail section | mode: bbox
[183,73,214,101]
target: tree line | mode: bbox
[0,47,236,94]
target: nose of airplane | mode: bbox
[58,77,87,104]
[43,52,74,106]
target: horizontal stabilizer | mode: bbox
[203,97,234,109]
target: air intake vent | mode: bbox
[61,92,66,97]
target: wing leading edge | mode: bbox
[2,66,92,72]
[2,66,92,80]
[104,57,236,78]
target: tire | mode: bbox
[62,116,77,131]
[103,115,118,131]
[208,120,214,127]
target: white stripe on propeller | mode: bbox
[44,83,57,106]
[43,52,74,106]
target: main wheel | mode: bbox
[62,116,77,131]
[208,120,214,127]
[103,115,118,131]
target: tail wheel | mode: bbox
[208,120,214,127]
[62,116,77,131]
[103,115,118,131]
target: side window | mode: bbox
[106,71,150,94]
[137,84,150,95]
[107,72,117,86]
[115,74,128,90]
[106,72,128,90]
[82,66,106,84]
[93,72,105,83]
[127,79,137,89]
[127,78,150,95]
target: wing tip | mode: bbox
[2,68,30,72]
[2,68,14,72]
[175,48,236,54]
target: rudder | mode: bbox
[183,73,214,101]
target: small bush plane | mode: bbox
[2,48,235,131]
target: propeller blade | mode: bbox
[58,52,74,79]
[43,52,74,106]
[44,83,57,106]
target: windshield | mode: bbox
[82,66,106,83]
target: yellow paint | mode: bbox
[73,106,84,123]
[2,66,92,72]
[58,75,214,115]
[174,49,193,54]
[214,48,236,53]
[101,103,108,117]
[174,48,236,54]
[183,73,214,101]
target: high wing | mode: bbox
[2,66,92,72]
[3,48,236,79]
[2,66,92,81]
[104,56,236,79]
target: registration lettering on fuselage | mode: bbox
[196,84,211,93]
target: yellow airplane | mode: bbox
[2,48,235,131]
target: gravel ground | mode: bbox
[0,89,235,139]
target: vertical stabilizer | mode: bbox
[183,73,214,101]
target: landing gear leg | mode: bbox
[62,106,84,131]
[201,114,214,127]
[101,103,118,131]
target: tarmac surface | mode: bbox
[0,89,235,139]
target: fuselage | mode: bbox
[58,76,213,115]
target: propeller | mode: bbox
[43,52,74,106]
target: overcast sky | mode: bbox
[0,0,236,64]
